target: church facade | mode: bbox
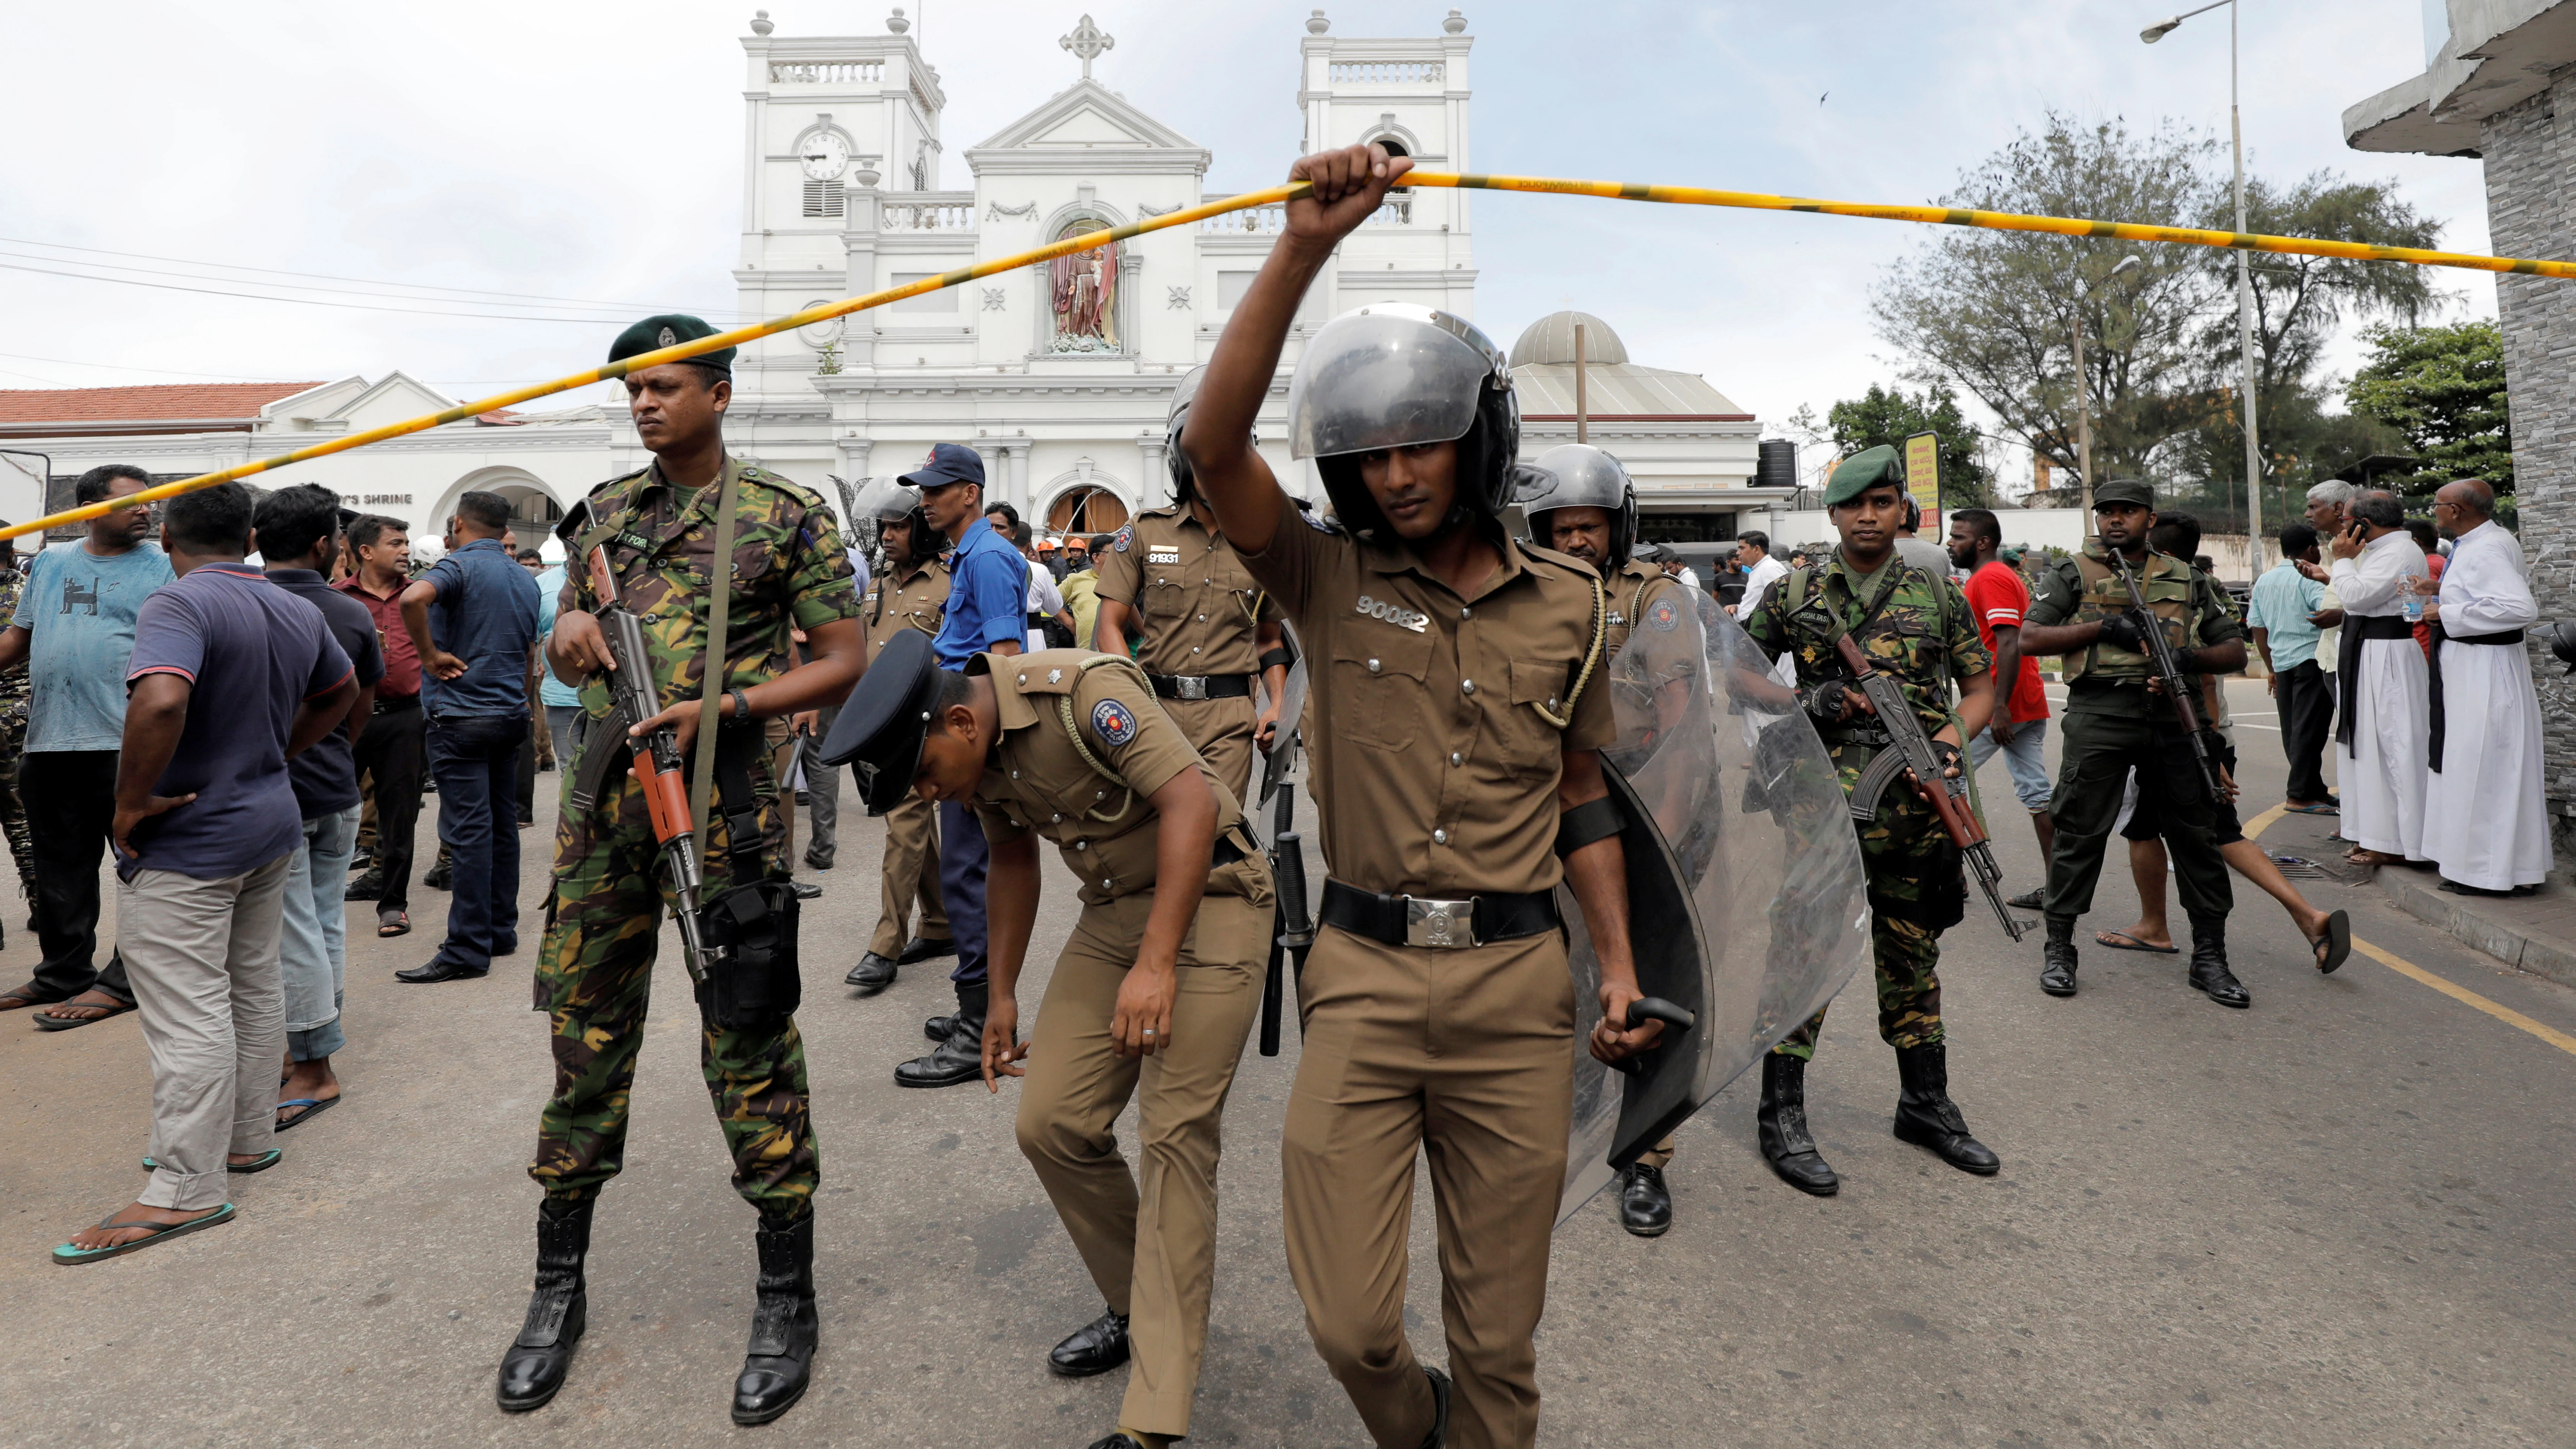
[0,10,1780,552]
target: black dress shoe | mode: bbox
[1618,1163,1672,1237]
[897,935,957,966]
[2005,887,2043,911]
[2038,914,2079,997]
[344,868,386,902]
[896,983,987,1088]
[1891,1044,2001,1175]
[731,1210,819,1425]
[2186,913,2250,1009]
[1084,1436,1148,1449]
[1755,1052,1839,1196]
[422,858,453,891]
[496,1199,592,1412]
[788,880,822,901]
[844,952,897,994]
[1420,1365,1453,1449]
[1047,1306,1130,1377]
[396,958,488,984]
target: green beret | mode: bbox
[1823,445,1905,509]
[608,313,734,373]
[2092,478,2155,509]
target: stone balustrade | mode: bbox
[1328,60,1444,84]
[769,59,884,84]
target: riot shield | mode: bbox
[1556,597,1871,1224]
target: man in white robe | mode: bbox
[2419,478,2554,893]
[2312,488,2430,866]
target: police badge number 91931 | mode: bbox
[1554,603,1871,1224]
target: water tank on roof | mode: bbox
[1756,439,1798,493]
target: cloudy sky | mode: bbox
[0,0,2490,481]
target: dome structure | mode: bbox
[1508,310,1628,367]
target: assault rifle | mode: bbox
[568,544,720,988]
[1838,636,2025,943]
[2106,549,2226,806]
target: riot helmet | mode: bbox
[1164,365,1258,508]
[1287,303,1519,539]
[853,476,935,562]
[1518,442,1638,571]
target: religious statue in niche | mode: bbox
[1048,220,1119,352]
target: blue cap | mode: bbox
[900,442,985,492]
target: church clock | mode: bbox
[799,130,849,181]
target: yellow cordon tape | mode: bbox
[1407,171,2576,279]
[8,168,2569,543]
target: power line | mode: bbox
[0,258,649,324]
[0,248,636,320]
[0,234,744,315]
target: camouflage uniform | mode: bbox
[1742,549,1990,1060]
[529,456,862,1215]
[0,567,30,902]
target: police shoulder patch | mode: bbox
[1090,697,1138,747]
[1647,598,1682,632]
[1112,526,1133,553]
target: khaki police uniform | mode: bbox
[1242,498,1615,1449]
[1091,506,1281,801]
[863,555,953,958]
[978,649,1273,1439]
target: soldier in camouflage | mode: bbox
[0,541,31,922]
[493,315,866,1427]
[1740,445,2003,1196]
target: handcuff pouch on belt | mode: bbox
[696,718,803,1030]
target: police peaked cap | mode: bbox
[818,629,941,815]
[1822,445,1905,509]
[608,313,736,373]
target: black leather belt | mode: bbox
[2350,614,2416,642]
[1319,879,1559,950]
[2450,627,2526,646]
[1148,672,1254,702]
[1212,833,1249,868]
[375,694,422,714]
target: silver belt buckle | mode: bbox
[1173,675,1210,701]
[1403,895,1477,949]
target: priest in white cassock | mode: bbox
[2313,488,2431,867]
[2418,478,2555,894]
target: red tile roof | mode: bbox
[0,382,324,426]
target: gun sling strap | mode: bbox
[690,464,745,864]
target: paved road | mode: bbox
[5,678,2572,1447]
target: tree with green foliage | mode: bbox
[1825,382,1991,506]
[2345,320,2513,521]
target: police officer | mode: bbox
[1517,442,1693,1237]
[2015,479,2249,1006]
[1183,141,1661,1449]
[498,314,866,1424]
[843,480,955,994]
[831,632,1271,1449]
[1737,446,2002,1197]
[1092,369,1291,802]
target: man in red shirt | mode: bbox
[1949,510,2054,908]
[333,515,427,936]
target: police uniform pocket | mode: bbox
[1142,575,1190,618]
[1329,632,1430,752]
[1498,658,1577,775]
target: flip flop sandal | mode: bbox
[377,911,411,938]
[0,981,61,1012]
[274,1097,340,1131]
[51,1203,236,1265]
[2284,803,2340,815]
[2095,930,2180,955]
[31,995,136,1032]
[2311,911,2352,974]
[141,1150,282,1174]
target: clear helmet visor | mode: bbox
[854,477,926,523]
[1519,443,1633,515]
[1288,304,1508,461]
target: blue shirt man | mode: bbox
[15,537,176,753]
[418,537,541,717]
[2245,556,2327,671]
[917,452,1029,668]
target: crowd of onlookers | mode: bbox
[0,470,557,1261]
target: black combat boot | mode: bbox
[2038,913,2080,997]
[1891,1043,2001,1175]
[1755,1051,1839,1196]
[1419,1365,1453,1448]
[2186,912,2250,1008]
[895,980,987,1088]
[496,1198,593,1412]
[731,1209,819,1425]
[1047,1306,1130,1377]
[843,951,897,994]
[1617,1162,1672,1236]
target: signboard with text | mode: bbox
[1904,430,1940,533]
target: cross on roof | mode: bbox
[1060,14,1113,78]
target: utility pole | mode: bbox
[2229,2,2267,574]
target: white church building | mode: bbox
[0,10,1777,553]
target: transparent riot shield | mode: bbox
[1252,619,1309,841]
[1557,594,1871,1224]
